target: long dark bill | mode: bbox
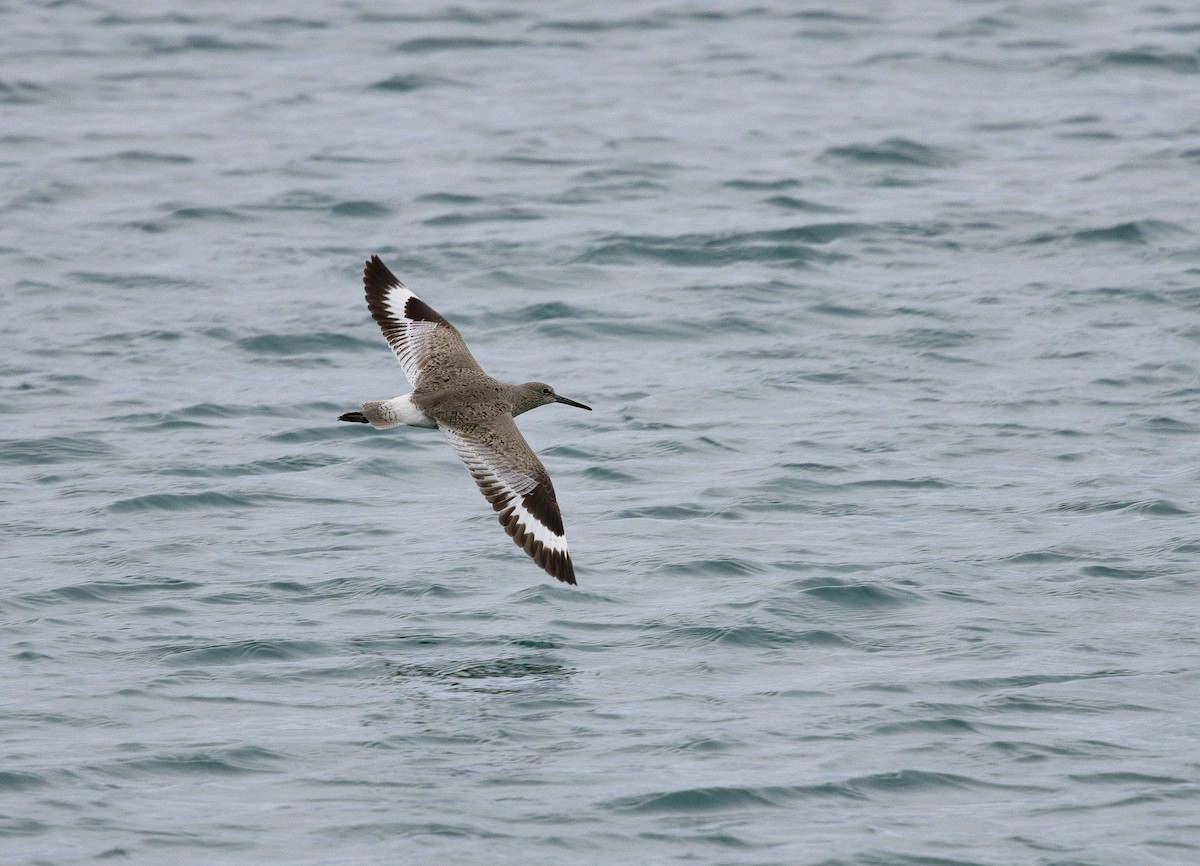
[555,395,592,411]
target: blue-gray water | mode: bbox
[3,2,1199,864]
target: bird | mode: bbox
[339,256,591,584]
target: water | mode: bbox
[3,1,1199,863]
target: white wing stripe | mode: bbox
[440,427,571,558]
[508,496,570,554]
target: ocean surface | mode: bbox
[3,2,1199,864]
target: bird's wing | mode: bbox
[362,255,482,389]
[440,417,576,585]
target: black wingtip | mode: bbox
[543,552,577,586]
[363,255,403,293]
[538,541,577,586]
[339,412,369,423]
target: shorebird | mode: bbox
[339,256,591,585]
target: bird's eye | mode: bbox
[542,387,552,395]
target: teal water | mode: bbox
[3,2,1200,864]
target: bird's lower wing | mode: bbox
[440,419,576,585]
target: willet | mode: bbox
[339,256,591,585]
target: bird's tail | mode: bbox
[338,400,410,429]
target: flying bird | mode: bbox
[339,256,591,584]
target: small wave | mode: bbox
[616,504,716,520]
[997,549,1080,565]
[386,656,571,682]
[0,771,49,791]
[331,200,392,217]
[660,624,848,648]
[15,577,200,608]
[254,16,329,30]
[845,476,953,490]
[0,79,48,104]
[655,557,762,576]
[271,425,401,444]
[1079,565,1165,580]
[70,271,195,289]
[370,73,451,92]
[495,153,591,167]
[235,332,372,356]
[807,301,877,318]
[135,35,275,54]
[1052,498,1192,516]
[252,190,335,211]
[1064,48,1200,75]
[846,769,1046,794]
[1069,771,1188,785]
[0,816,49,837]
[416,192,483,205]
[789,577,920,607]
[790,9,872,23]
[1024,219,1186,246]
[952,670,1129,692]
[782,461,846,473]
[422,208,543,226]
[101,746,286,779]
[531,15,671,33]
[0,436,112,464]
[764,195,841,212]
[78,149,194,164]
[870,718,978,735]
[606,782,860,814]
[394,37,531,53]
[987,693,1150,715]
[157,453,345,478]
[819,137,961,168]
[170,206,251,222]
[887,327,977,350]
[92,329,183,345]
[512,301,584,322]
[157,639,333,666]
[723,178,801,191]
[106,490,344,513]
[575,224,865,267]
[1142,415,1197,435]
[583,466,638,484]
[177,402,250,419]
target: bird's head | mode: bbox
[513,382,592,417]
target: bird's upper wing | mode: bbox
[440,417,576,585]
[362,255,482,388]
